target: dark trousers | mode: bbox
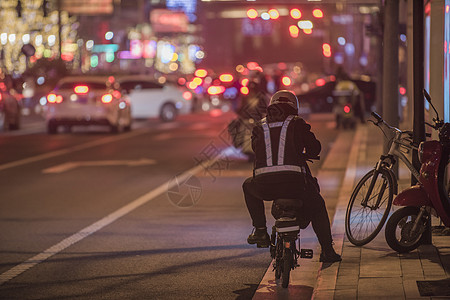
[242,176,334,250]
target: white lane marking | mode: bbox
[42,158,157,174]
[0,129,152,172]
[0,159,215,285]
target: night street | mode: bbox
[1,0,449,298]
[0,112,339,299]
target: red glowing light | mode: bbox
[47,93,62,103]
[112,90,122,99]
[219,74,234,82]
[315,78,326,86]
[101,94,113,103]
[207,85,226,95]
[399,87,406,95]
[240,86,249,95]
[195,69,207,77]
[290,8,302,19]
[322,43,332,57]
[247,61,259,70]
[312,9,324,18]
[289,25,299,38]
[268,9,279,20]
[74,85,89,94]
[344,105,351,114]
[247,9,258,19]
[178,77,186,85]
[183,91,192,100]
[282,76,291,86]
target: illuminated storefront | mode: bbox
[427,0,450,122]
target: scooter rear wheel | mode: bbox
[281,248,293,288]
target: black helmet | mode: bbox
[269,90,299,112]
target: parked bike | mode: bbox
[384,90,450,253]
[270,198,313,288]
[345,111,421,246]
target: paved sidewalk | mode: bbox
[314,123,450,299]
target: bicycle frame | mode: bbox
[361,123,419,209]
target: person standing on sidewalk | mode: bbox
[242,90,342,263]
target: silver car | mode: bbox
[45,76,132,134]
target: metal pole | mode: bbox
[412,0,431,244]
[382,0,399,168]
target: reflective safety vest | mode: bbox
[254,115,307,176]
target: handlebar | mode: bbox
[371,112,383,123]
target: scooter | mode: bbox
[270,198,313,288]
[384,90,450,253]
[332,90,357,129]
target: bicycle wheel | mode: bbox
[345,168,394,246]
[281,248,293,288]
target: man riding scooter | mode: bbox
[242,90,341,263]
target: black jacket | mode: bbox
[251,103,321,184]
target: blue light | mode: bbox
[261,12,270,20]
[338,37,346,46]
[224,87,238,99]
[345,43,355,56]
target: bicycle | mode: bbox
[270,198,313,288]
[345,112,421,246]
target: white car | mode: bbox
[118,76,192,121]
[45,76,132,134]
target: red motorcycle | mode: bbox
[384,90,450,253]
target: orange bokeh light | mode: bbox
[312,9,324,18]
[290,8,302,19]
[247,9,258,19]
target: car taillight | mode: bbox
[74,85,89,94]
[47,93,63,103]
[207,85,225,95]
[240,86,249,95]
[344,104,351,114]
[112,90,121,99]
[101,94,113,103]
[182,91,192,100]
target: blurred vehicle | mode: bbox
[45,76,132,134]
[0,78,22,131]
[118,76,192,122]
[297,76,376,115]
[332,80,360,129]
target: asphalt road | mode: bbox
[0,111,339,300]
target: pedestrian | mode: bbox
[242,90,342,263]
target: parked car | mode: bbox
[0,78,21,131]
[117,76,192,122]
[45,76,132,134]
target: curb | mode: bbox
[312,124,368,299]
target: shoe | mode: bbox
[247,227,270,248]
[320,248,342,263]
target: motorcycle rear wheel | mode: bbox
[385,206,427,253]
[281,248,293,288]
